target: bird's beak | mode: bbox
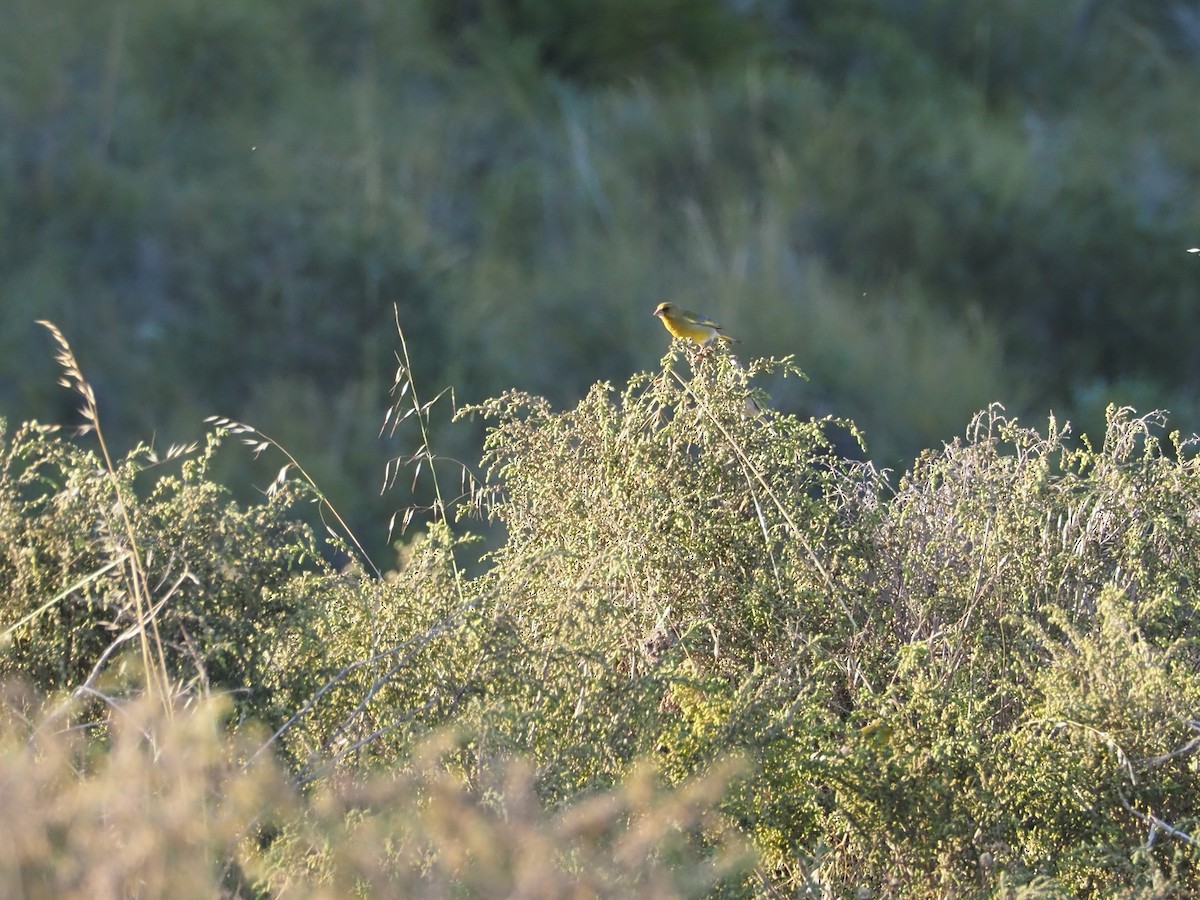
[653,309,663,318]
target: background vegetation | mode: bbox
[5,0,1200,895]
[5,0,1200,556]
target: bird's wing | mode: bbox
[682,309,723,329]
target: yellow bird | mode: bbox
[653,302,739,348]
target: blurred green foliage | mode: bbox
[6,0,1200,567]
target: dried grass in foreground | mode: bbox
[0,690,754,898]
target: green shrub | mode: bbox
[7,319,1200,893]
[467,347,869,672]
[0,419,323,710]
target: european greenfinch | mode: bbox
[653,302,739,348]
[654,300,762,417]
